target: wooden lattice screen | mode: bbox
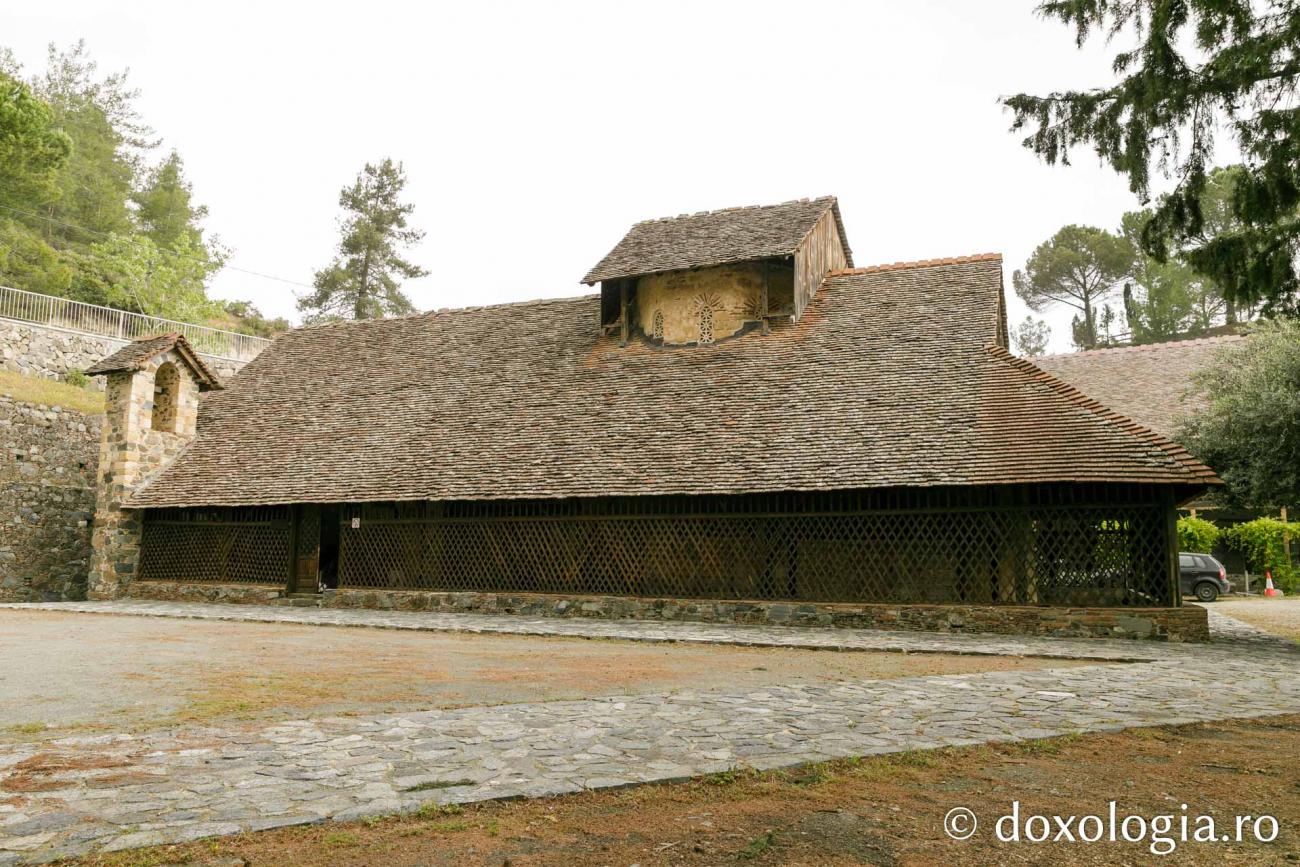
[136,485,1178,606]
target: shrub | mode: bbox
[1221,518,1300,592]
[63,369,88,388]
[1177,516,1220,553]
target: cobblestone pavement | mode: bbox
[0,601,1296,864]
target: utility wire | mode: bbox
[0,203,315,289]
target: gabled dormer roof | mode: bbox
[582,196,853,284]
[86,332,224,391]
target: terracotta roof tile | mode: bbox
[1035,336,1246,439]
[128,257,1216,508]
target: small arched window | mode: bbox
[151,362,180,433]
[652,310,664,341]
[698,306,715,345]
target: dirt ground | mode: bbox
[1212,597,1300,642]
[68,713,1300,867]
[0,611,1084,738]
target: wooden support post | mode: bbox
[287,504,301,592]
[624,278,634,345]
[1165,490,1180,607]
[760,262,771,335]
[1283,506,1292,565]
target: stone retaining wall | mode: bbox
[122,582,1211,641]
[1,319,248,387]
[0,396,100,601]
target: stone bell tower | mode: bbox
[85,333,222,599]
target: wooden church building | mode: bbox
[85,196,1220,639]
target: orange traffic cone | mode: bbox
[1264,570,1282,597]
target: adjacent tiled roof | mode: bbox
[129,256,1217,508]
[1035,336,1246,439]
[85,333,223,391]
[582,196,852,284]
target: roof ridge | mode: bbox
[985,345,1221,485]
[1038,334,1247,360]
[828,253,1002,277]
[298,293,600,331]
[632,195,835,226]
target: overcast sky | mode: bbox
[7,1,1181,352]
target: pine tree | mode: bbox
[299,159,428,321]
[0,72,70,216]
[33,40,154,242]
[1012,315,1051,357]
[1013,225,1133,349]
[133,151,206,250]
[1003,1,1300,315]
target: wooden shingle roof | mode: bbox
[128,256,1217,508]
[582,196,852,284]
[86,332,223,391]
[1035,336,1246,439]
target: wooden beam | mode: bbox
[287,504,301,592]
[760,261,771,335]
[619,281,630,347]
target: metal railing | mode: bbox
[0,285,272,362]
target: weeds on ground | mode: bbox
[415,801,464,820]
[738,829,775,859]
[1016,732,1084,756]
[322,830,361,847]
[702,766,758,787]
[4,723,45,735]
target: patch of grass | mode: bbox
[1017,732,1084,756]
[415,801,464,820]
[886,749,937,768]
[703,766,756,787]
[738,829,775,859]
[0,369,104,415]
[322,830,361,847]
[404,778,475,792]
[5,723,45,735]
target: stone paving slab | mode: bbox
[0,599,1228,661]
[0,601,1296,864]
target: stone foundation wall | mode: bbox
[122,582,1211,642]
[0,396,100,601]
[1,320,249,387]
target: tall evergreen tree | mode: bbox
[0,72,71,216]
[1012,315,1051,357]
[1003,1,1300,315]
[1013,225,1133,349]
[31,40,153,242]
[299,159,428,321]
[133,151,207,250]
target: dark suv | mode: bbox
[1179,552,1231,602]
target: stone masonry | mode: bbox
[87,348,203,600]
[123,582,1212,642]
[0,320,246,387]
[0,397,100,601]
